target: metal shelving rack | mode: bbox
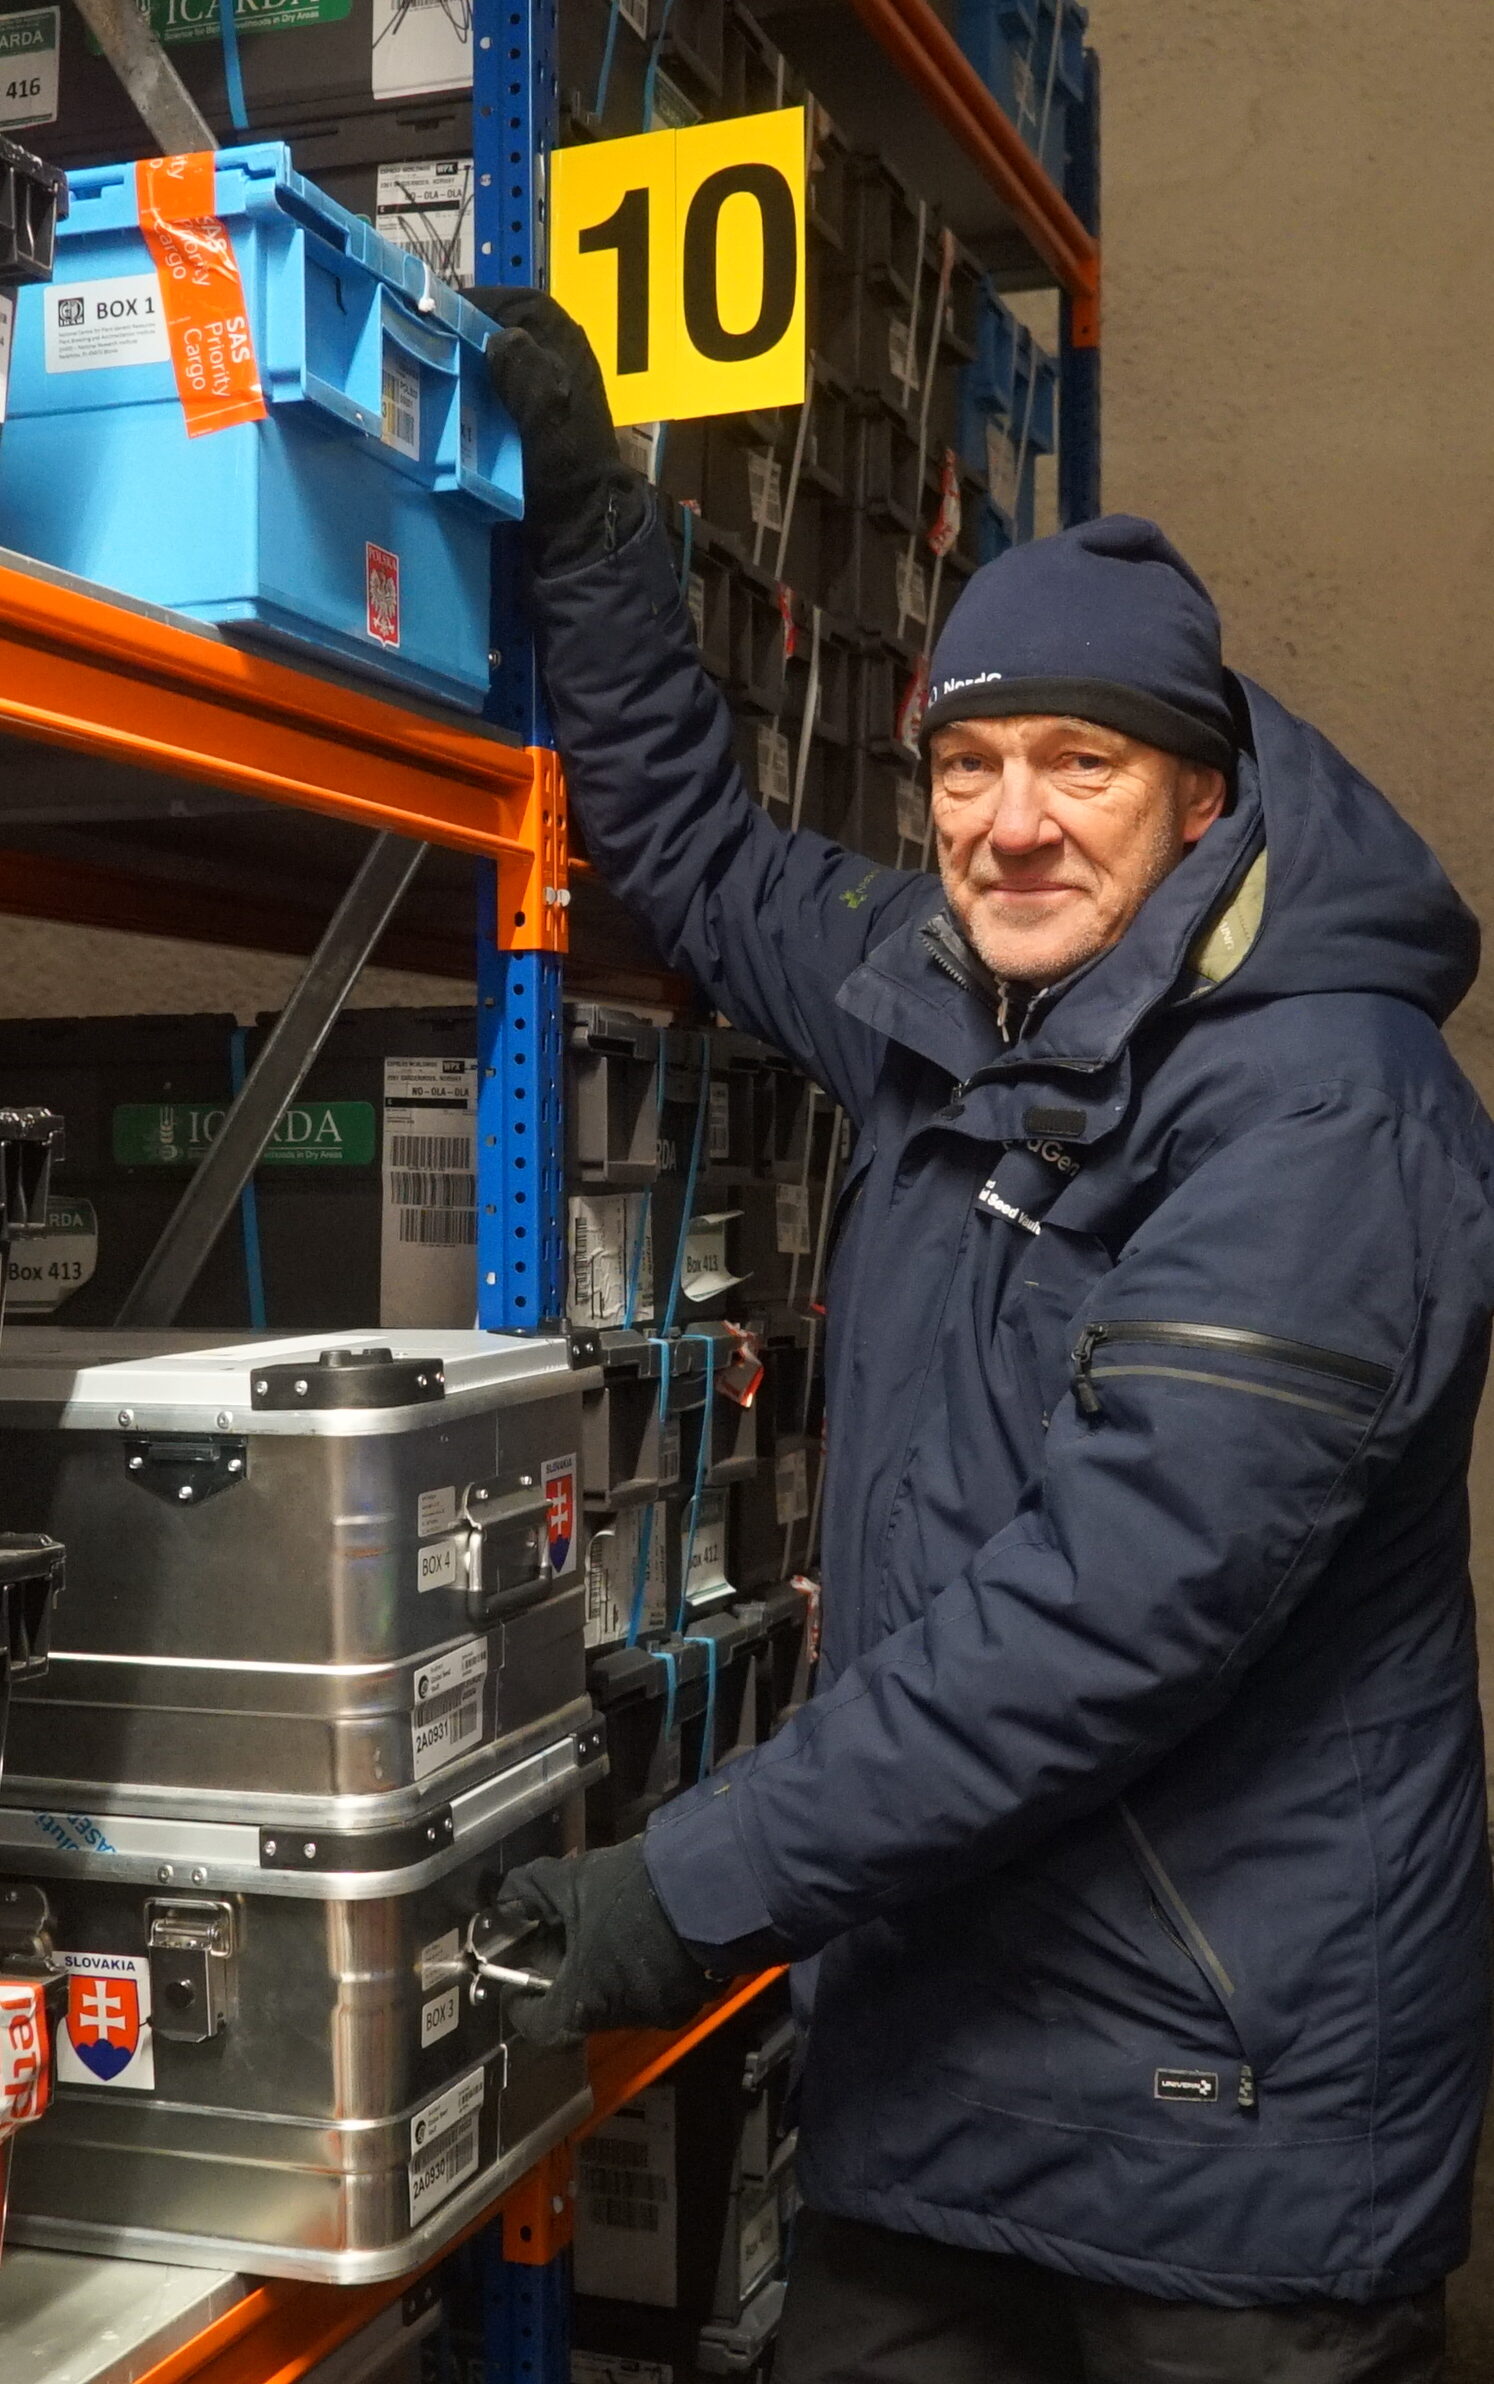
[0,0,1099,2371]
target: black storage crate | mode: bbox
[585,1632,712,1842]
[0,135,66,285]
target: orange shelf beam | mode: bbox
[846,0,1100,344]
[0,555,569,948]
[134,1972,786,2384]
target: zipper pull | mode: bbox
[996,985,1011,1044]
[1072,1324,1105,1416]
[1238,2064,1257,2111]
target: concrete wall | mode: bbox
[1082,0,1494,1708]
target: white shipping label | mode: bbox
[0,6,59,131]
[45,275,170,375]
[7,1196,98,1314]
[584,1505,668,1649]
[408,2066,485,2224]
[573,2090,679,2305]
[569,1192,654,1329]
[376,158,475,288]
[421,1987,461,2048]
[888,315,920,396]
[756,723,792,808]
[617,421,662,481]
[775,1448,810,1528]
[686,570,706,648]
[418,1485,458,1540]
[895,776,927,845]
[382,349,421,460]
[684,1491,730,1600]
[617,0,648,34]
[987,418,1020,516]
[417,1533,463,1594]
[739,2186,782,2303]
[380,1058,477,1330]
[372,0,471,102]
[747,450,784,533]
[776,1182,811,1257]
[411,1640,488,1781]
[56,1952,154,2092]
[572,2359,673,2384]
[680,1211,746,1306]
[420,1927,461,1991]
[649,65,701,129]
[707,1080,731,1161]
[896,549,930,627]
[658,1419,682,1489]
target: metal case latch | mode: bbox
[464,1475,550,1620]
[124,1436,247,1507]
[147,1898,235,2042]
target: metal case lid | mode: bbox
[0,1330,596,1435]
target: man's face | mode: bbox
[929,714,1227,986]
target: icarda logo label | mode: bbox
[58,1953,155,2091]
[113,1100,375,1168]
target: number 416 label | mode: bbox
[0,7,59,132]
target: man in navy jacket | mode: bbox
[485,294,1494,2383]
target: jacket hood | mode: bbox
[1201,675,1479,1025]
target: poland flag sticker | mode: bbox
[57,1952,155,2091]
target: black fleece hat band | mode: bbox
[920,674,1237,774]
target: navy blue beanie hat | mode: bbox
[922,513,1236,774]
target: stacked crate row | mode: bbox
[564,1004,831,1856]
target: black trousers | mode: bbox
[772,2212,1447,2384]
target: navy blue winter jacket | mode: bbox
[537,504,1494,2307]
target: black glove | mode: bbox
[468,287,649,576]
[496,1837,716,2049]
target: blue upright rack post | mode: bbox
[1058,41,1102,526]
[474,0,567,1335]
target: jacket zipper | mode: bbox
[1072,1321,1393,1420]
[1120,1804,1258,2113]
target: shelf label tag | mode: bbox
[551,110,806,428]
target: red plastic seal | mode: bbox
[136,152,267,439]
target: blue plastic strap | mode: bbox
[675,1329,716,1631]
[678,502,696,600]
[217,0,250,134]
[662,1032,711,1336]
[229,1027,267,1330]
[622,1189,652,1329]
[649,1645,679,1744]
[641,0,677,128]
[624,1334,673,1647]
[593,0,625,122]
[697,1630,719,1781]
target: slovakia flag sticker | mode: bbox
[542,1453,577,1576]
[58,1953,155,2091]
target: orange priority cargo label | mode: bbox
[135,152,266,437]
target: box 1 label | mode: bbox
[45,276,169,375]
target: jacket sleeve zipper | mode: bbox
[1072,1321,1394,1419]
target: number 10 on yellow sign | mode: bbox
[550,108,807,428]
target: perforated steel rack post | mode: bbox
[474,0,567,1335]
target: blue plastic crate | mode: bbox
[957,0,1088,185]
[0,144,523,711]
[958,281,1055,537]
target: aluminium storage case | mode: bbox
[0,144,523,711]
[0,1330,596,1824]
[0,1726,604,2280]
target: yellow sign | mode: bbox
[550,108,807,428]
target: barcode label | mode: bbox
[569,1193,654,1329]
[390,1134,472,1169]
[382,1059,477,1327]
[572,2091,678,2302]
[411,1682,484,1780]
[584,1504,667,1648]
[375,158,475,289]
[399,1211,476,1245]
[579,2136,671,2233]
[896,549,929,626]
[747,450,783,532]
[756,722,791,807]
[382,351,421,460]
[409,2111,481,2223]
[776,1182,811,1256]
[391,1171,477,1207]
[776,1447,810,1527]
